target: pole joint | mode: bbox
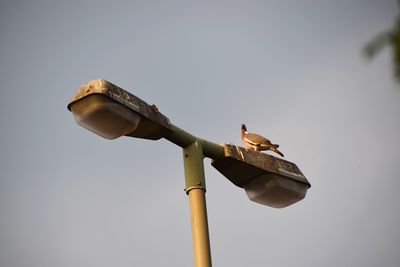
[183,140,206,194]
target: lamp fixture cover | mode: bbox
[68,79,172,140]
[211,145,311,208]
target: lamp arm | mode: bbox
[164,124,224,160]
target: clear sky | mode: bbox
[1,1,399,266]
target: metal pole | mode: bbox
[183,141,212,267]
[188,188,212,267]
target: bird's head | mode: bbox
[241,124,247,132]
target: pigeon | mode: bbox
[241,124,284,157]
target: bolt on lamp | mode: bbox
[67,79,311,267]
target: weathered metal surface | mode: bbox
[211,144,311,188]
[68,79,172,140]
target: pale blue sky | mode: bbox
[1,1,400,266]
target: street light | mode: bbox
[67,79,311,267]
[211,145,311,208]
[68,79,172,140]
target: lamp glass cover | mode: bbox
[244,174,308,208]
[70,94,141,139]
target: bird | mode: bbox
[241,124,284,157]
[150,104,159,113]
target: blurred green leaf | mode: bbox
[364,16,400,83]
[364,32,392,59]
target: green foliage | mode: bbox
[364,17,400,83]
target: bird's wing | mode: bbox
[244,133,271,146]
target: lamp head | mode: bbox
[212,145,311,208]
[68,79,172,140]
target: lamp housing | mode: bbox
[211,145,311,208]
[67,79,172,140]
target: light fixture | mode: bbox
[211,144,311,208]
[67,79,172,140]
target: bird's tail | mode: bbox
[271,144,284,157]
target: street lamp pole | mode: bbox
[67,79,311,267]
[160,123,224,267]
[183,141,211,267]
[165,125,219,267]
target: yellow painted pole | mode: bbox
[188,188,212,267]
[183,141,212,267]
